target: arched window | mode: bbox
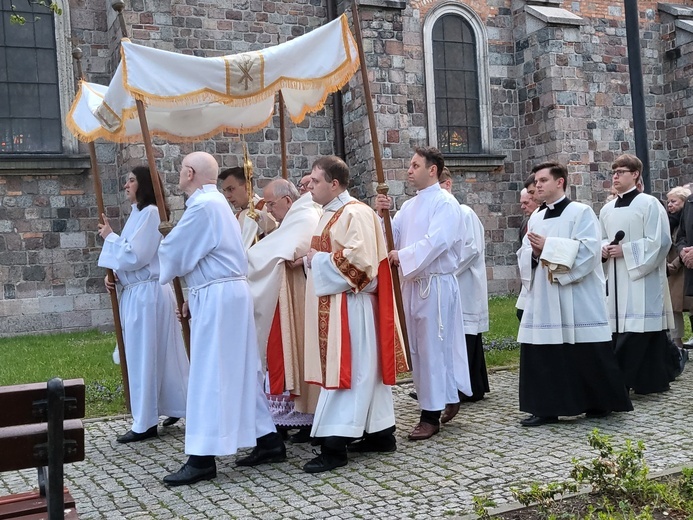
[423,4,491,155]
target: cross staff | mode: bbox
[351,0,411,367]
[71,47,131,412]
[112,0,191,357]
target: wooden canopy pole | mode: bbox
[350,0,410,367]
[112,1,191,357]
[71,48,131,412]
[278,92,289,180]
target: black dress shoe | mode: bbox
[348,434,396,453]
[236,444,287,467]
[117,425,158,443]
[289,427,312,444]
[162,417,180,427]
[408,391,418,401]
[163,463,216,486]
[303,449,348,473]
[520,415,559,427]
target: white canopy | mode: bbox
[67,14,358,142]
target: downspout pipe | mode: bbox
[327,0,346,160]
[624,0,651,193]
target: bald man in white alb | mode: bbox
[158,151,285,486]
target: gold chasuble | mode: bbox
[305,201,408,389]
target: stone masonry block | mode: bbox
[60,233,87,249]
[39,296,75,314]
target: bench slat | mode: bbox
[0,489,76,520]
[0,380,85,427]
[0,420,85,473]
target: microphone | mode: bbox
[602,230,625,263]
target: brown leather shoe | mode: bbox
[407,422,440,441]
[440,403,460,424]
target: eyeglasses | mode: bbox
[611,169,634,177]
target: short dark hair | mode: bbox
[439,167,452,183]
[311,156,349,187]
[612,154,642,181]
[218,167,245,183]
[534,161,568,189]
[524,172,536,188]
[414,146,445,179]
[131,166,170,219]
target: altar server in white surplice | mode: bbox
[517,162,632,427]
[599,153,676,395]
[375,147,471,441]
[98,166,189,445]
[247,179,322,443]
[439,168,490,403]
[158,152,285,487]
[302,156,407,473]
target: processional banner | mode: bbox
[67,14,358,142]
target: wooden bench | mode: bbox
[0,378,86,519]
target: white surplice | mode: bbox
[391,183,471,411]
[517,199,612,345]
[98,204,189,433]
[455,203,489,335]
[599,191,674,332]
[307,192,396,438]
[158,185,275,456]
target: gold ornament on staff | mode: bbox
[243,139,259,223]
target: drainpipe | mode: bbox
[624,0,651,193]
[327,0,346,160]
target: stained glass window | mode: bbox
[431,14,481,154]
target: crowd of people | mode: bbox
[99,148,689,486]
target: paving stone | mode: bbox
[2,369,693,517]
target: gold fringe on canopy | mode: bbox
[66,14,359,143]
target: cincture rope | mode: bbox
[121,278,158,290]
[417,274,444,340]
[189,276,246,296]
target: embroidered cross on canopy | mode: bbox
[67,14,358,143]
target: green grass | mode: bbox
[0,330,126,418]
[486,295,521,368]
[0,294,523,419]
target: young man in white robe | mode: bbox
[219,166,277,249]
[303,155,407,473]
[599,154,676,394]
[439,168,490,402]
[158,152,285,486]
[247,179,322,443]
[98,166,189,444]
[375,147,471,441]
[518,162,632,426]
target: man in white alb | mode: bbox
[158,152,285,486]
[375,147,471,440]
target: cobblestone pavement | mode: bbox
[2,368,692,519]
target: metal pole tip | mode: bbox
[111,0,125,13]
[72,47,83,60]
